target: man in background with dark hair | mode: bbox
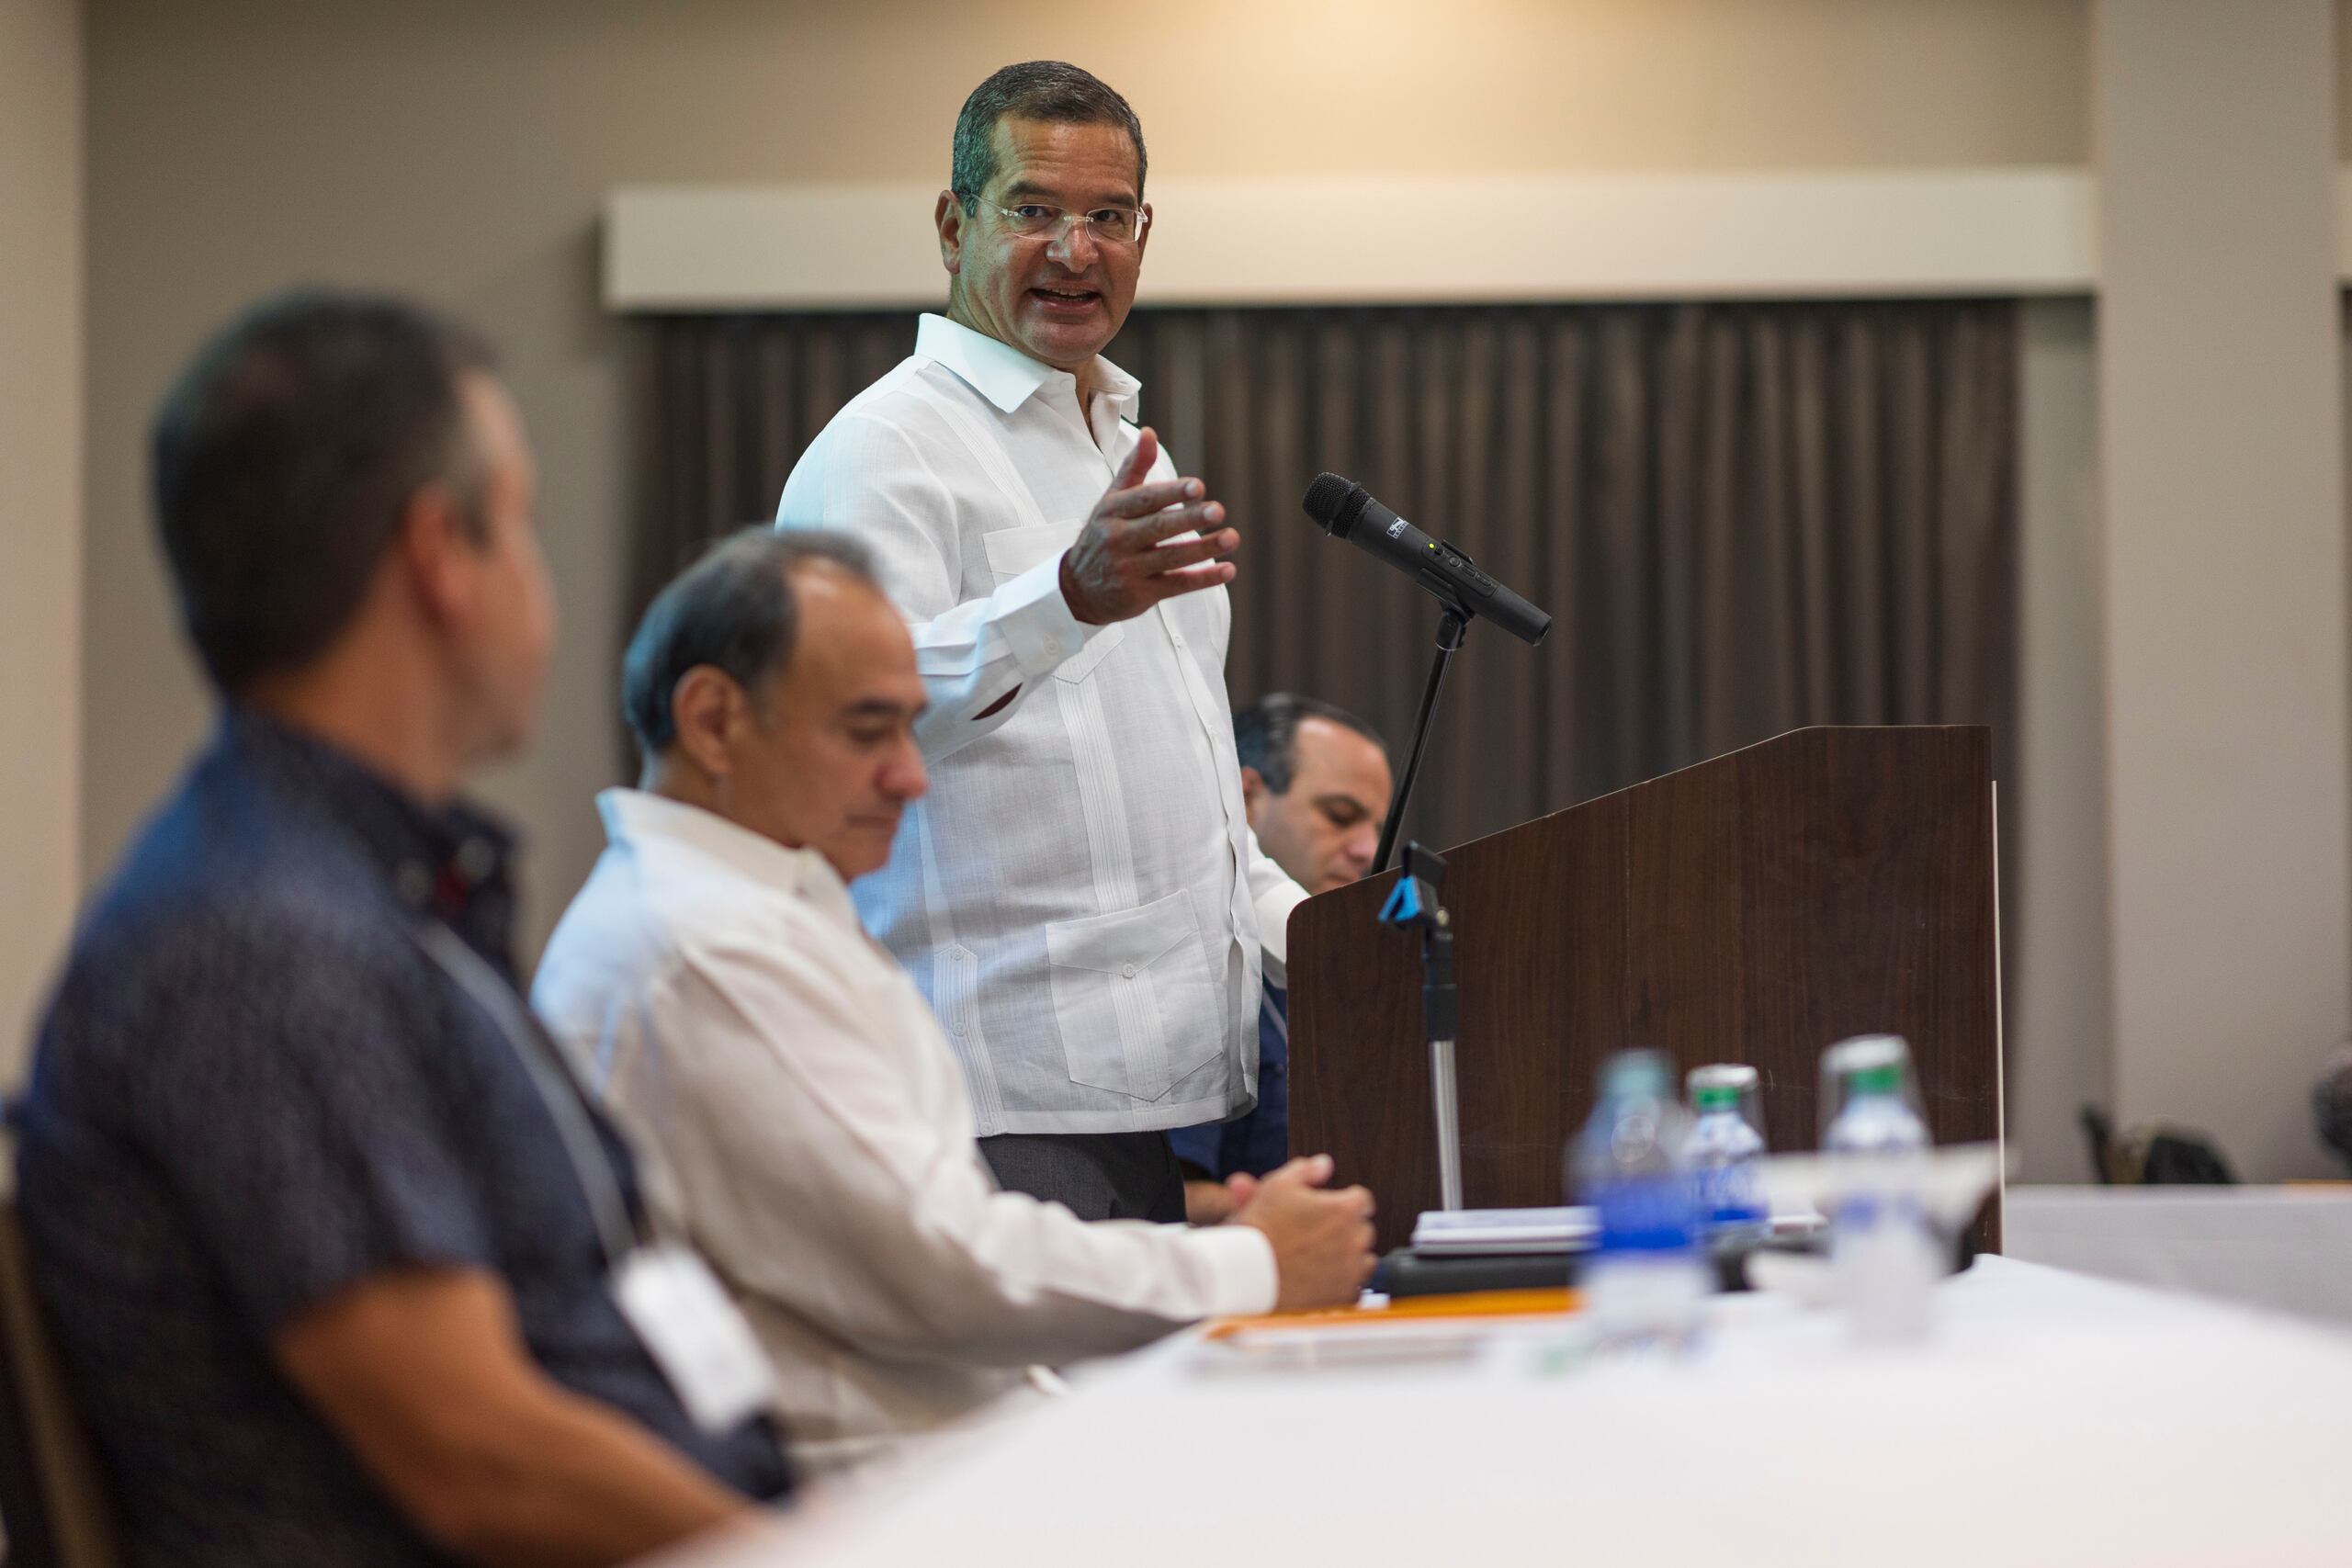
[16,290,789,1568]
[779,62,1321,1225]
[533,530,1372,1472]
[1175,694,1393,1224]
[1233,694,1396,902]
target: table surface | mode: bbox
[656,1256,2352,1568]
[2005,1183,2352,1325]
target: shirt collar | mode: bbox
[596,788,863,930]
[913,312,1142,419]
[217,705,518,950]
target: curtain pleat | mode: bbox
[635,299,2017,857]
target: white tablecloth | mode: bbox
[2005,1184,2352,1325]
[653,1256,2352,1567]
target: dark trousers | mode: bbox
[978,1130,1187,1223]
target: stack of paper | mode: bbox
[1411,1204,1830,1257]
[1409,1207,1597,1256]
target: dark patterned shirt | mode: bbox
[15,710,790,1568]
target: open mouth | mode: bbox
[1029,286,1102,314]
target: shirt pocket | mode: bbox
[980,524,1067,580]
[1043,889,1218,1101]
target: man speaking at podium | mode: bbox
[777,61,1309,1223]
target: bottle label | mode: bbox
[1589,1175,1696,1255]
[1694,1164,1768,1229]
[1835,1190,1926,1232]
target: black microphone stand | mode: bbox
[1373,607,1468,875]
[1379,842,1460,1211]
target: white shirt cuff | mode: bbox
[997,552,1098,676]
[1182,1222,1282,1315]
[1255,878,1311,987]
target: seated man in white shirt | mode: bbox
[533,528,1377,1473]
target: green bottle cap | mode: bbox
[1693,1082,1743,1112]
[1850,1060,1905,1097]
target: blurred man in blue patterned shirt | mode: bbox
[16,292,789,1568]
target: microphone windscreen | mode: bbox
[1301,472,1364,536]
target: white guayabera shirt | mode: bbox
[532,791,1280,1472]
[777,313,1307,1135]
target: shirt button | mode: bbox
[1042,637,1062,658]
[1120,963,1137,978]
[456,838,496,880]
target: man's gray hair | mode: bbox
[1234,693,1388,795]
[621,526,878,755]
[951,61,1147,209]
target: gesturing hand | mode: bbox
[1058,427,1240,626]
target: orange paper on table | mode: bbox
[1203,1288,1577,1339]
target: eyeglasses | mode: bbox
[957,195,1149,245]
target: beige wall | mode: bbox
[2335,0,2352,156]
[2011,298,2107,1180]
[2,0,85,1075]
[2096,0,2347,1180]
[82,0,2092,956]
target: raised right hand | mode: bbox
[1233,1154,1378,1310]
[1058,426,1240,626]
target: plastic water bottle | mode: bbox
[1684,1065,1768,1244]
[1572,1050,1707,1346]
[1822,1035,1939,1344]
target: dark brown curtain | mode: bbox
[635,300,2016,851]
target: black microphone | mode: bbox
[1300,473,1552,647]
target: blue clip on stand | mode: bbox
[1380,841,1462,1212]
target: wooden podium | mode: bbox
[1286,726,2002,1254]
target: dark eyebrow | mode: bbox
[1313,793,1372,818]
[842,697,923,723]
